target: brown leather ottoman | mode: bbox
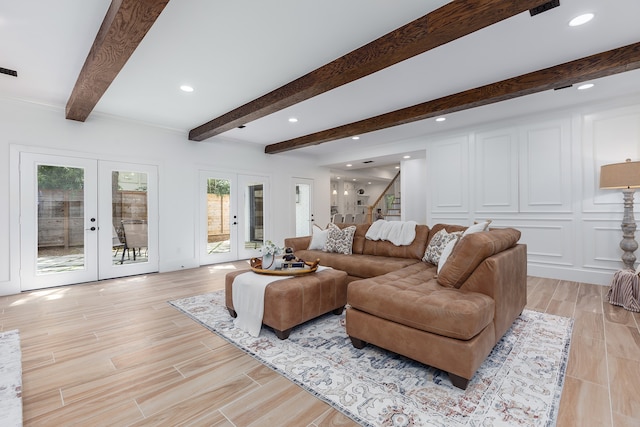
[225,268,348,339]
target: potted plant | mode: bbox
[260,240,283,270]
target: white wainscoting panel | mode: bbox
[473,129,518,213]
[428,136,469,214]
[519,120,572,212]
[582,219,632,270]
[512,221,574,266]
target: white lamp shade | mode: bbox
[600,160,640,189]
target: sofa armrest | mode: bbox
[459,244,527,341]
[284,236,311,252]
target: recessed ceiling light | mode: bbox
[180,85,194,92]
[569,13,594,27]
[395,166,400,169]
[435,117,446,122]
[288,117,298,123]
[336,177,341,180]
[403,155,411,159]
[352,178,357,181]
[352,136,360,140]
[577,83,594,90]
[346,164,352,167]
[367,182,372,185]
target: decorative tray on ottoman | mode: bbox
[249,258,320,276]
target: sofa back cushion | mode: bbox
[437,228,521,288]
[427,224,468,245]
[362,224,430,259]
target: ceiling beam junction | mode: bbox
[188,0,549,141]
[264,42,640,154]
[65,0,170,122]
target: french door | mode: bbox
[20,153,158,290]
[200,171,270,264]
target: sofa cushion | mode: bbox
[325,223,356,254]
[422,228,462,265]
[437,228,521,289]
[348,263,495,340]
[427,224,467,245]
[362,224,430,259]
[293,249,422,279]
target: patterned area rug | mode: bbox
[170,291,572,427]
[0,329,23,427]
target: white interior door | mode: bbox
[200,171,269,264]
[293,178,314,236]
[20,153,158,290]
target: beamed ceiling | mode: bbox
[2,0,640,177]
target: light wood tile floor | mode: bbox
[1,263,638,426]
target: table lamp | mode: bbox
[600,159,640,269]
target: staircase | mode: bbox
[384,194,401,221]
[367,170,402,223]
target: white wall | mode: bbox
[0,98,329,295]
[400,158,427,223]
[423,102,640,285]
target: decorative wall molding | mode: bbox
[518,119,572,212]
[427,136,469,213]
[423,103,640,285]
[473,129,519,212]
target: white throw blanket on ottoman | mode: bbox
[365,219,417,246]
[232,272,291,337]
[232,267,329,337]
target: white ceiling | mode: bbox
[2,0,639,182]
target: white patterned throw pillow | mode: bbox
[423,229,462,265]
[324,223,356,254]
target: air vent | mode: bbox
[362,160,374,164]
[554,84,573,91]
[530,0,560,17]
[0,67,18,77]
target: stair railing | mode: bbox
[366,171,400,223]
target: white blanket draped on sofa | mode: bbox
[365,220,417,246]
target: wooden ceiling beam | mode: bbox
[265,42,640,154]
[66,0,170,122]
[188,0,548,141]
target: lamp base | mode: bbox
[620,188,638,270]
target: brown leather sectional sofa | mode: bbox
[285,222,527,389]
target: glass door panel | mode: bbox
[207,178,231,256]
[36,165,87,273]
[111,170,149,265]
[238,175,269,260]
